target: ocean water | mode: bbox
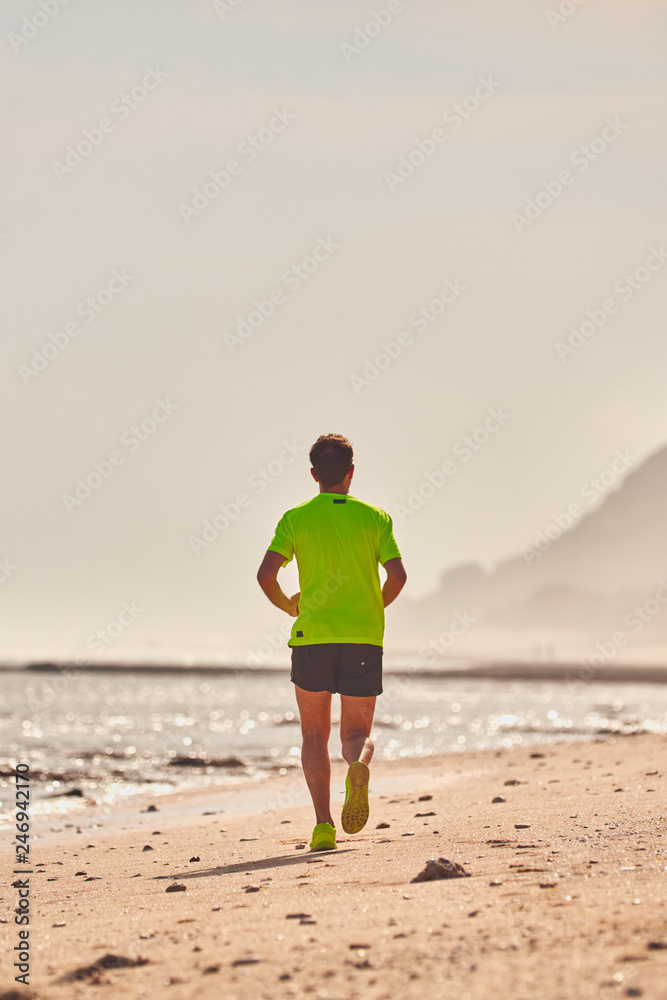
[1,667,666,824]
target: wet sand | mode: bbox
[3,733,667,999]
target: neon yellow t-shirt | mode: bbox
[267,492,402,647]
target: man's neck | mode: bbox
[319,486,349,495]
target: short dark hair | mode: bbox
[309,433,353,488]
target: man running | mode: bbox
[256,433,407,851]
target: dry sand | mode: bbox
[2,733,667,1000]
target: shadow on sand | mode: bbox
[153,848,356,880]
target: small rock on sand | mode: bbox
[376,822,390,829]
[142,845,153,851]
[418,794,433,801]
[166,883,186,893]
[411,858,471,882]
[492,796,506,803]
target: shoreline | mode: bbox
[4,659,667,682]
[6,724,664,837]
[3,732,666,998]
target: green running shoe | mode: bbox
[309,822,336,851]
[341,761,370,834]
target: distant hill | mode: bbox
[388,442,667,663]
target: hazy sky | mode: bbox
[1,0,666,663]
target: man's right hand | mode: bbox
[257,551,300,616]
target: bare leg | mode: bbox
[294,686,334,826]
[340,695,376,766]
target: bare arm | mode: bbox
[256,550,300,616]
[382,557,407,608]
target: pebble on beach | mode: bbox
[411,858,471,883]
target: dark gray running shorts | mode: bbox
[290,643,383,697]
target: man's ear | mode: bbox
[310,467,318,482]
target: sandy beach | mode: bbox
[3,732,667,1000]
